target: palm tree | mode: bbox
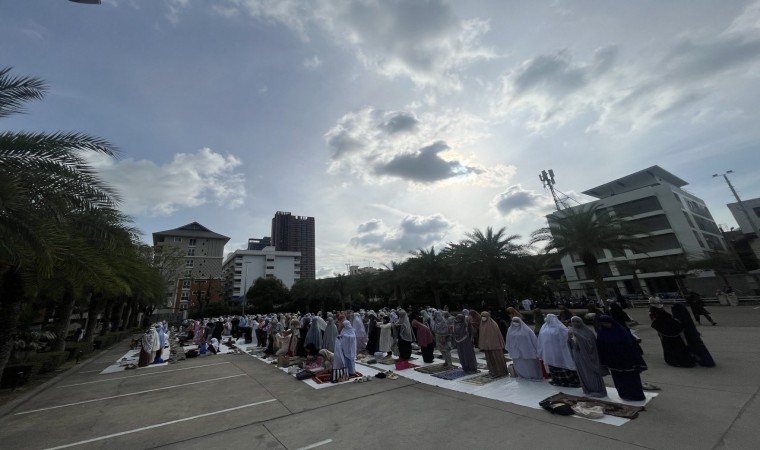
[407,246,448,309]
[0,67,120,375]
[531,204,646,300]
[458,226,525,307]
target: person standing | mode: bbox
[479,312,508,377]
[568,316,608,397]
[596,315,647,401]
[685,290,716,325]
[537,314,580,388]
[505,317,543,380]
[412,319,436,363]
[453,314,478,373]
[649,307,696,368]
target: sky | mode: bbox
[3,0,760,278]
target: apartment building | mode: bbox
[272,211,315,279]
[548,166,725,297]
[222,246,301,302]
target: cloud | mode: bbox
[223,0,495,90]
[491,185,555,218]
[303,55,322,69]
[374,140,481,182]
[166,0,190,24]
[325,106,505,185]
[494,4,760,134]
[350,214,454,253]
[87,148,246,216]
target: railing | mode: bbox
[631,296,760,307]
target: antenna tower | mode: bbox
[539,169,577,210]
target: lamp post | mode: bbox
[713,170,760,238]
[241,261,252,314]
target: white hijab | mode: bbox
[537,314,576,370]
[505,317,539,359]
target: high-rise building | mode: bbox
[152,222,229,312]
[271,211,315,279]
[247,236,271,250]
[547,166,724,297]
[222,246,301,302]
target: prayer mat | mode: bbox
[376,357,396,365]
[414,363,454,374]
[311,371,363,385]
[431,368,479,380]
[459,372,508,386]
[540,392,645,419]
[394,360,418,371]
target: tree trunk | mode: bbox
[114,301,126,331]
[49,286,76,352]
[83,294,102,344]
[100,299,114,336]
[433,288,442,310]
[121,302,133,331]
[0,269,25,379]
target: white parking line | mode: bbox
[78,369,105,374]
[58,362,231,388]
[16,374,246,415]
[42,399,278,450]
[295,439,334,450]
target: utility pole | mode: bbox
[713,170,760,238]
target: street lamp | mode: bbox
[241,261,252,314]
[713,170,760,238]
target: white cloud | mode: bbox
[224,0,495,90]
[490,184,556,219]
[87,148,246,216]
[166,0,190,25]
[325,106,510,186]
[350,214,455,253]
[303,55,322,69]
[493,5,760,134]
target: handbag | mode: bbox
[295,370,314,380]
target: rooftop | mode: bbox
[582,165,688,199]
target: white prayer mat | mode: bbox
[99,347,170,374]
[356,357,657,426]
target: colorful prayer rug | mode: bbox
[414,363,455,374]
[311,371,363,385]
[459,372,508,385]
[431,368,479,380]
[539,392,645,419]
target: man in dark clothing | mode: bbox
[685,290,716,326]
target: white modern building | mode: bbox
[548,166,726,297]
[222,246,301,302]
[727,197,760,271]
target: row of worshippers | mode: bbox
[138,321,169,367]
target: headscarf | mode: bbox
[142,327,156,352]
[412,320,434,347]
[304,317,323,350]
[352,313,367,339]
[432,311,449,336]
[339,320,357,361]
[537,314,576,370]
[477,312,505,350]
[596,315,647,372]
[505,317,538,359]
[569,316,603,371]
[150,326,160,352]
[469,310,481,330]
[506,307,524,320]
[452,314,471,343]
[397,309,413,341]
[609,303,631,329]
[322,317,338,351]
[314,315,327,333]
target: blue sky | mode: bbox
[3,0,760,277]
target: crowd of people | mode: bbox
[137,296,716,404]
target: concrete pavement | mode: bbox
[0,306,758,449]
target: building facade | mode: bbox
[271,211,315,279]
[548,166,726,297]
[222,247,301,302]
[248,236,271,250]
[152,222,230,312]
[726,197,760,272]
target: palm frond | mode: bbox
[0,67,47,118]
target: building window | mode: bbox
[187,248,195,256]
[683,211,695,228]
[266,266,274,269]
[180,292,189,301]
[185,259,194,268]
[179,302,188,311]
[182,279,191,288]
[173,237,182,242]
[189,238,197,246]
[183,270,192,278]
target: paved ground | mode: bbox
[0,305,758,450]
